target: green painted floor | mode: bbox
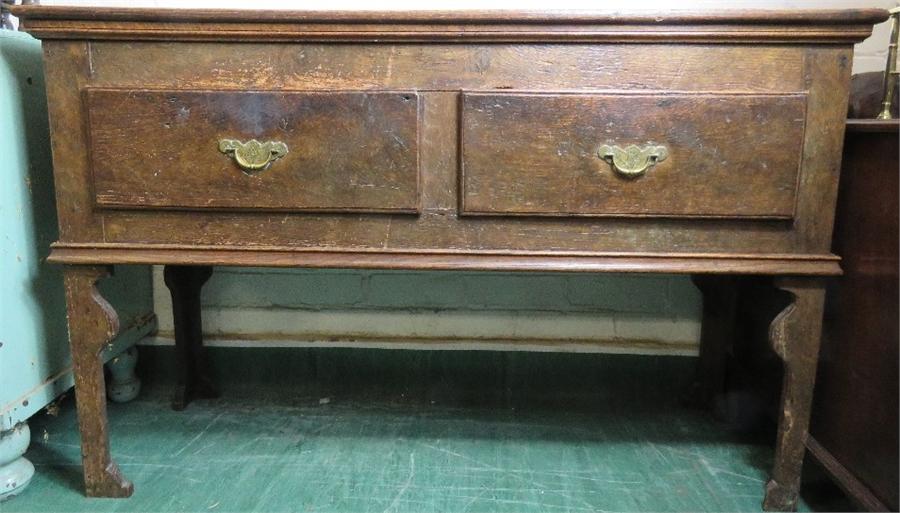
[5,350,847,513]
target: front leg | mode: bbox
[63,265,133,497]
[762,277,826,512]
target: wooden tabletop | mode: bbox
[11,6,888,43]
[11,5,890,25]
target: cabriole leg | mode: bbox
[63,265,133,498]
[762,276,826,512]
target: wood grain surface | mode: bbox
[809,120,899,511]
[15,6,887,507]
[31,40,859,264]
[86,89,420,213]
[12,6,888,43]
[461,92,806,218]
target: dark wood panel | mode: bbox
[86,89,420,213]
[461,92,806,219]
[811,121,899,511]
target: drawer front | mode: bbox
[86,89,420,213]
[461,92,807,219]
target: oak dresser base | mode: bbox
[13,5,887,511]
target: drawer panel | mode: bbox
[86,89,420,213]
[461,92,807,219]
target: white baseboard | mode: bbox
[141,334,698,356]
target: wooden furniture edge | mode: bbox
[845,118,900,132]
[10,6,889,25]
[806,435,891,512]
[47,245,842,275]
[11,6,886,43]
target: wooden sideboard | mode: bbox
[808,119,899,512]
[13,6,887,511]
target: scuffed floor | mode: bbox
[6,350,832,512]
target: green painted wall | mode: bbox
[0,30,156,430]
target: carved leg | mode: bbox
[684,275,738,410]
[163,265,217,411]
[63,265,133,498]
[762,277,826,512]
[107,346,141,403]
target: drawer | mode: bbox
[460,92,807,219]
[86,89,420,213]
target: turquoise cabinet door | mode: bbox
[0,29,156,434]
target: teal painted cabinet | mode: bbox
[0,29,156,500]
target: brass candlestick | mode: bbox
[877,7,900,119]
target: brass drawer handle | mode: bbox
[597,144,668,177]
[218,139,288,172]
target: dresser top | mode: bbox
[12,5,888,43]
